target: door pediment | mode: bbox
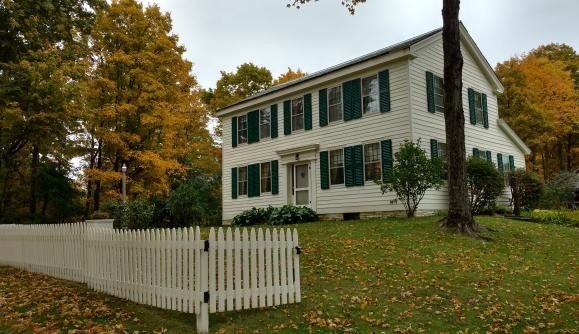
[276,144,319,164]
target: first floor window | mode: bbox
[259,107,271,139]
[291,97,304,131]
[328,86,343,122]
[260,162,271,193]
[434,75,445,113]
[238,115,247,144]
[329,149,344,185]
[474,91,484,125]
[364,143,381,181]
[503,159,512,173]
[238,166,248,196]
[437,142,448,179]
[362,74,379,114]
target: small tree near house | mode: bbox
[377,140,444,217]
[466,156,504,215]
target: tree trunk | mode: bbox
[29,146,39,220]
[440,0,476,234]
[567,133,574,171]
[558,142,565,172]
[541,145,548,182]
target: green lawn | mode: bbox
[1,216,577,333]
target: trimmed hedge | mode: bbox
[530,210,579,227]
[232,205,318,226]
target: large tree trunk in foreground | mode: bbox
[440,0,477,234]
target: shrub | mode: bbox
[509,169,544,215]
[466,156,504,215]
[268,205,318,225]
[530,209,579,227]
[377,140,444,217]
[111,198,154,229]
[231,205,318,226]
[541,172,579,209]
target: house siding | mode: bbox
[220,30,528,222]
[408,34,527,210]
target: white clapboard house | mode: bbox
[217,23,530,224]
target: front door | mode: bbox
[293,163,310,206]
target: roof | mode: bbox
[216,26,442,115]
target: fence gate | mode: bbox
[0,224,302,334]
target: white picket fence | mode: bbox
[0,223,301,333]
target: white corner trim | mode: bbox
[497,119,531,155]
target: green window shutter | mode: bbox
[320,151,329,190]
[486,150,492,162]
[379,70,391,113]
[482,93,489,128]
[353,145,364,186]
[304,93,312,130]
[283,100,291,135]
[247,110,259,144]
[248,163,260,197]
[231,167,238,199]
[343,78,361,121]
[509,155,515,170]
[271,160,279,195]
[318,88,328,127]
[468,88,476,125]
[231,116,238,148]
[430,139,438,158]
[497,153,504,173]
[473,147,480,157]
[270,104,278,138]
[344,146,354,187]
[426,71,435,113]
[381,139,393,183]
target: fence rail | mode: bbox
[0,223,301,333]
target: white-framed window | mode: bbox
[237,115,247,144]
[238,166,248,196]
[329,149,344,185]
[291,97,304,131]
[474,91,484,125]
[364,142,381,181]
[260,162,271,193]
[503,159,512,173]
[259,107,271,139]
[438,142,448,161]
[328,86,343,123]
[362,74,379,114]
[434,75,445,113]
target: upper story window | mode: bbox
[260,162,271,193]
[328,86,343,123]
[237,115,248,144]
[259,107,271,139]
[474,92,484,126]
[292,97,304,131]
[362,74,379,114]
[434,75,445,113]
[329,149,344,185]
[238,166,248,196]
[364,142,381,181]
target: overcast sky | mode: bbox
[148,0,578,89]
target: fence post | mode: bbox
[197,237,209,334]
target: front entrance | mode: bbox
[292,163,310,206]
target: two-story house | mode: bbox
[217,23,531,224]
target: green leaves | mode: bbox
[466,156,504,215]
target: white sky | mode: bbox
[148,0,579,89]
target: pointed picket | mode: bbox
[257,228,266,307]
[265,229,273,307]
[242,228,250,309]
[279,229,287,305]
[272,228,280,306]
[286,229,295,304]
[293,228,301,303]
[234,228,242,311]
[217,228,225,312]
[208,227,216,313]
[226,228,234,311]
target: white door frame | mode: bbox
[292,162,311,207]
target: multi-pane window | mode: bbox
[237,115,248,144]
[259,107,271,139]
[474,92,484,125]
[364,143,381,181]
[478,149,488,160]
[291,97,304,131]
[362,75,379,114]
[260,162,271,193]
[434,75,445,113]
[238,166,248,196]
[329,149,344,185]
[328,86,343,123]
[503,159,512,173]
[438,142,448,179]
